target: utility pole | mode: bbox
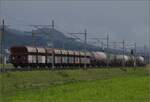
[0,19,4,72]
[122,40,125,67]
[144,45,146,64]
[113,42,116,50]
[0,20,2,71]
[51,20,55,69]
[134,42,137,68]
[62,40,65,49]
[101,41,104,52]
[84,29,87,69]
[32,30,36,47]
[52,20,54,30]
[106,33,109,67]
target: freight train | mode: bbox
[10,46,145,69]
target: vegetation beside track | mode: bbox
[0,65,150,102]
[0,64,14,69]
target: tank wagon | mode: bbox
[136,56,145,66]
[10,46,145,69]
[91,52,107,67]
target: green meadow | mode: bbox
[0,65,150,102]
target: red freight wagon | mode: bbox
[10,46,37,68]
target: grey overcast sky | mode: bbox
[0,0,149,48]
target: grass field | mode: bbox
[0,65,150,102]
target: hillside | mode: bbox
[0,26,149,58]
[1,26,100,51]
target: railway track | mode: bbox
[0,68,26,72]
[0,67,87,72]
[0,67,52,72]
[0,66,136,72]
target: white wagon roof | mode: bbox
[68,50,74,55]
[74,51,80,55]
[26,46,37,53]
[61,50,68,55]
[36,47,46,53]
[54,49,61,54]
